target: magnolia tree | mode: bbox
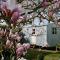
[0,0,30,60]
[1,1,24,26]
[0,0,60,60]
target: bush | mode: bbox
[37,54,44,60]
[24,49,45,60]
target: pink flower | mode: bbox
[23,43,30,50]
[17,16,24,23]
[0,29,4,37]
[1,2,7,9]
[12,8,20,13]
[26,43,30,49]
[11,34,16,38]
[6,40,10,48]
[16,43,21,49]
[16,35,21,42]
[1,1,12,17]
[48,11,53,17]
[16,46,24,57]
[11,12,19,23]
[41,1,49,8]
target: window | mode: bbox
[32,29,35,34]
[52,27,57,34]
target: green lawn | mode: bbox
[44,54,60,60]
[24,49,60,60]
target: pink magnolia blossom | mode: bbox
[16,47,24,53]
[6,39,13,48]
[6,40,10,47]
[1,1,12,18]
[11,12,19,23]
[19,16,24,19]
[11,34,16,38]
[12,8,20,13]
[1,2,8,16]
[16,46,24,57]
[1,1,21,25]
[26,43,30,49]
[53,0,58,2]
[16,43,21,49]
[10,34,17,41]
[23,43,30,50]
[41,1,49,8]
[16,43,30,57]
[1,2,7,9]
[17,16,24,23]
[48,11,53,17]
[16,35,21,41]
[0,29,4,37]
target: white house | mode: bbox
[22,23,60,47]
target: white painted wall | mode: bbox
[22,23,60,47]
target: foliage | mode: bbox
[24,49,45,60]
[24,49,60,60]
[56,43,60,48]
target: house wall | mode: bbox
[47,23,60,47]
[34,25,47,47]
[22,23,60,47]
[22,24,48,47]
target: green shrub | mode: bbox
[37,54,44,60]
[24,49,45,60]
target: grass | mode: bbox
[44,54,60,60]
[24,49,60,60]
